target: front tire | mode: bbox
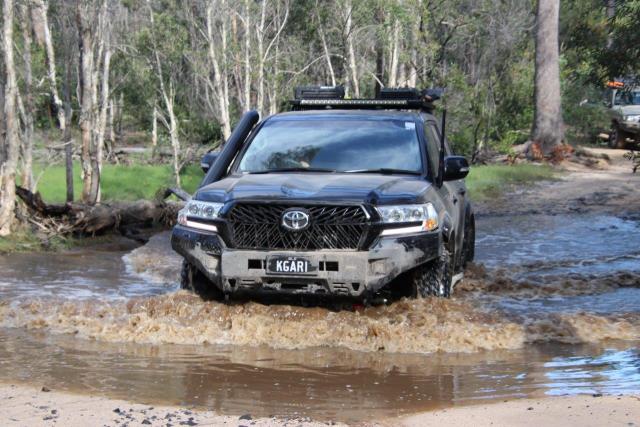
[410,247,454,298]
[180,260,224,300]
[609,123,629,149]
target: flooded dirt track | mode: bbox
[1,160,640,421]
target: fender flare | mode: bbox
[441,213,454,246]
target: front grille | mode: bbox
[226,203,368,250]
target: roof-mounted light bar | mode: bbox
[290,86,440,113]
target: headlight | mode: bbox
[177,200,223,232]
[624,114,640,122]
[376,203,439,236]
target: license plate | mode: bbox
[267,256,316,275]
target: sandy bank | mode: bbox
[2,382,639,426]
[397,394,640,427]
[0,383,344,427]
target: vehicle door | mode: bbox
[425,121,466,257]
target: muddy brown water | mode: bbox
[0,213,639,421]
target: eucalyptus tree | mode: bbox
[531,0,563,156]
[0,0,19,236]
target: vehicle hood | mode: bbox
[195,173,432,205]
[619,105,640,115]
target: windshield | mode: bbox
[236,118,423,174]
[616,90,640,106]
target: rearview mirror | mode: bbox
[443,156,469,181]
[201,150,220,173]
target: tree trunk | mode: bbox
[77,5,97,204]
[408,9,419,88]
[256,0,267,117]
[94,47,111,203]
[606,0,615,50]
[243,0,252,112]
[167,89,181,188]
[344,0,360,97]
[388,19,400,87]
[107,99,115,157]
[147,0,181,186]
[206,2,232,139]
[63,62,74,203]
[374,6,385,96]
[19,2,34,191]
[316,4,336,87]
[0,0,19,236]
[151,105,158,156]
[531,0,563,156]
[38,0,72,199]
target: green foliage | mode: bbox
[562,84,610,145]
[601,0,640,80]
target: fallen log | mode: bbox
[15,186,184,237]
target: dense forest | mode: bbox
[0,0,639,236]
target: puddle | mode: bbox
[0,233,180,301]
[0,328,637,421]
[476,214,640,275]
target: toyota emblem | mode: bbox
[282,209,310,231]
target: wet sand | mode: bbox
[3,382,638,426]
[0,383,343,426]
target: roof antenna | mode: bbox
[437,109,447,187]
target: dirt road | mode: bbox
[475,147,640,217]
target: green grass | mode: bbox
[465,163,557,200]
[0,229,42,253]
[32,163,204,203]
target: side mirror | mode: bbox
[201,150,220,173]
[443,156,469,181]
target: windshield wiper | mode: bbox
[246,167,337,174]
[344,168,422,175]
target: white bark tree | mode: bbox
[147,0,182,186]
[242,0,252,112]
[35,0,72,200]
[205,0,232,139]
[76,0,113,204]
[18,2,35,191]
[387,18,400,87]
[315,0,336,87]
[343,0,360,97]
[255,0,289,117]
[0,0,20,236]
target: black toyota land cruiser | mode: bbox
[171,87,475,302]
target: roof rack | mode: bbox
[289,86,441,113]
